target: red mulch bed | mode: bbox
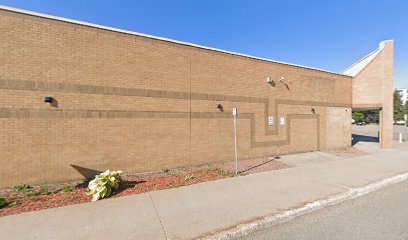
[324,147,369,158]
[0,157,290,217]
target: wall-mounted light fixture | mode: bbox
[311,108,316,114]
[44,96,58,108]
[266,76,276,87]
[44,96,54,104]
[217,104,224,112]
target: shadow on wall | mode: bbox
[70,164,101,180]
[70,164,145,190]
[352,134,379,146]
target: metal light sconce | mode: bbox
[217,104,224,112]
[44,96,58,108]
[44,96,54,104]
[266,76,276,87]
[311,108,316,114]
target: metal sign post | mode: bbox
[233,108,238,175]
[405,114,408,141]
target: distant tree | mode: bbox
[354,91,405,123]
[352,112,365,122]
[366,109,379,123]
[394,90,404,121]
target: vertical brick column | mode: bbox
[379,41,394,149]
[350,40,394,149]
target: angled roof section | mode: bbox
[0,5,349,77]
[343,49,381,77]
[343,40,392,77]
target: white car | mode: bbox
[394,120,406,125]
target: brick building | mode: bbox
[0,6,393,187]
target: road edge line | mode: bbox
[200,172,408,240]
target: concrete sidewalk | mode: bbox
[1,147,408,240]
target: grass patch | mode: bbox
[169,172,181,177]
[39,186,52,195]
[60,186,74,193]
[221,170,236,177]
[24,191,40,198]
[0,196,5,208]
[13,184,31,192]
[0,197,17,208]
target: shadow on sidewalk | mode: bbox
[352,134,379,146]
[240,157,281,174]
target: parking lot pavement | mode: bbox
[352,124,408,140]
[352,125,408,151]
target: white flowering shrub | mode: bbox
[87,170,122,201]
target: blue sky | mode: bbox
[1,0,407,88]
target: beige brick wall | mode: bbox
[326,107,352,149]
[0,9,353,187]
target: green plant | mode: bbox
[25,191,40,198]
[87,170,122,201]
[8,201,17,207]
[162,168,170,173]
[60,185,74,193]
[13,184,31,192]
[352,112,365,122]
[184,175,195,180]
[221,170,235,177]
[0,196,5,208]
[39,186,52,195]
[169,172,181,177]
[24,186,53,198]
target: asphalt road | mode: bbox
[236,180,408,240]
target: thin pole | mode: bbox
[233,109,238,175]
[405,114,408,142]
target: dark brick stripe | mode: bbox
[0,79,345,148]
[0,108,319,148]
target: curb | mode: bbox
[200,172,408,240]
